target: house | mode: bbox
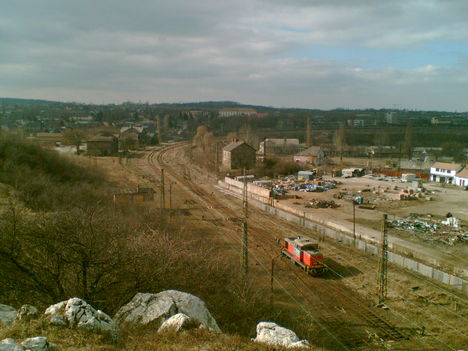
[86,135,118,156]
[119,125,156,148]
[222,141,256,170]
[258,138,302,156]
[429,162,463,184]
[293,146,324,166]
[218,108,257,117]
[454,168,468,188]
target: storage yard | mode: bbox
[246,171,467,251]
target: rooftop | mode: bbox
[455,167,468,178]
[223,140,255,152]
[295,146,322,157]
[431,162,462,171]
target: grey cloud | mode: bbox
[0,0,467,110]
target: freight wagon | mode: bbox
[281,236,326,275]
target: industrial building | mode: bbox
[86,135,118,156]
[293,146,325,166]
[222,140,256,170]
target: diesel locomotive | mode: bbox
[281,236,326,275]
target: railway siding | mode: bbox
[217,180,468,294]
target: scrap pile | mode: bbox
[290,180,338,192]
[256,175,339,194]
[305,199,340,209]
[389,214,467,245]
[390,218,437,233]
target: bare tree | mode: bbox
[238,123,258,149]
[226,132,238,143]
[193,125,208,150]
[63,129,87,155]
[403,122,413,159]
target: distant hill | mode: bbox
[0,97,63,105]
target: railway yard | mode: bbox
[94,142,467,351]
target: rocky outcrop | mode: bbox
[253,322,309,349]
[21,337,54,351]
[157,313,201,332]
[0,305,17,327]
[115,290,220,332]
[0,338,24,351]
[0,337,55,351]
[44,298,118,340]
[15,305,39,322]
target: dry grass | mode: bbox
[0,321,315,351]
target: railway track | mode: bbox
[146,143,420,350]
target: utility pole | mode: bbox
[241,167,249,275]
[377,214,388,305]
[160,168,165,210]
[214,142,219,176]
[270,257,275,307]
[398,143,402,172]
[169,182,173,209]
[353,200,356,242]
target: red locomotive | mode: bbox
[281,236,326,275]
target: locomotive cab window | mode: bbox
[302,243,319,251]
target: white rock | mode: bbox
[0,339,17,345]
[0,338,24,351]
[0,305,17,327]
[157,313,201,332]
[115,290,220,332]
[49,316,67,326]
[15,305,39,322]
[44,298,118,340]
[21,337,49,351]
[44,302,66,316]
[253,322,309,349]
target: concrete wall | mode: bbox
[224,177,271,198]
[218,180,468,294]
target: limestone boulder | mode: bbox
[0,305,17,327]
[253,322,309,349]
[157,313,201,332]
[115,290,220,332]
[21,337,52,351]
[0,338,24,351]
[15,305,39,322]
[44,298,118,340]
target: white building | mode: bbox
[454,168,468,187]
[385,112,399,124]
[429,162,463,184]
[218,108,257,117]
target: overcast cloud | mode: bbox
[1,0,467,110]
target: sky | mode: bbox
[1,0,467,111]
